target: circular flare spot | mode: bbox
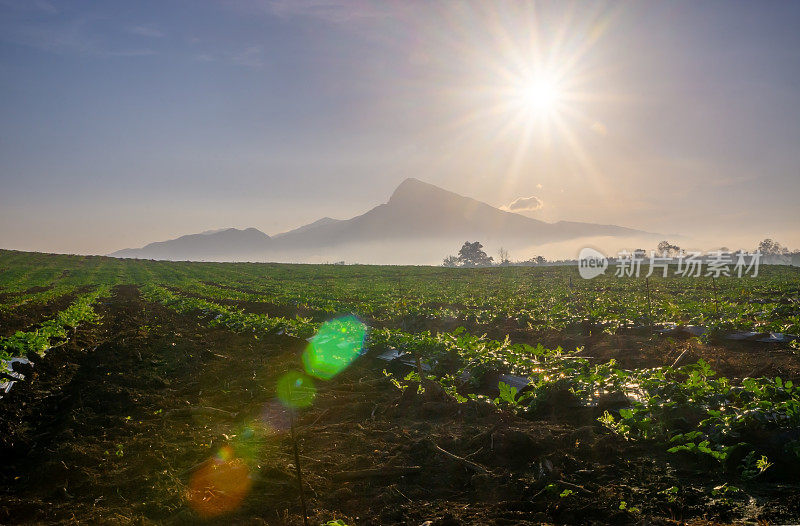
[276,370,316,409]
[303,315,366,380]
[188,457,252,518]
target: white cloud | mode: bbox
[505,195,544,212]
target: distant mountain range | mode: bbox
[110,178,653,263]
[111,227,272,261]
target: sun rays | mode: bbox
[423,2,621,198]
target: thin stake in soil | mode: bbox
[711,277,719,317]
[645,277,653,328]
[290,409,309,526]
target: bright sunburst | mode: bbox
[432,3,618,196]
[516,74,561,116]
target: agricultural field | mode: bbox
[1,248,799,524]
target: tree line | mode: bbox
[442,238,799,268]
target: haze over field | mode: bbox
[110,177,659,263]
[1,1,799,260]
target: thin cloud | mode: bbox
[127,24,164,38]
[0,0,58,15]
[265,0,394,23]
[505,195,544,212]
[232,46,264,69]
[103,49,157,57]
[1,15,157,57]
[591,121,608,136]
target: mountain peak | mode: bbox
[389,178,453,204]
[110,179,650,262]
[202,227,269,239]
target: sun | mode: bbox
[517,75,561,115]
[434,2,616,191]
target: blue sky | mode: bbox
[1,0,799,255]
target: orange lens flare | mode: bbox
[187,455,253,518]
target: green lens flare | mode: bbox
[276,371,316,409]
[302,315,366,380]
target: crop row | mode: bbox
[164,273,800,337]
[141,284,562,371]
[142,283,800,478]
[3,250,799,337]
[0,285,109,366]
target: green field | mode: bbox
[3,249,799,336]
[1,249,799,524]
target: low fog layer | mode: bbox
[110,178,659,264]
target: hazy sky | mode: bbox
[1,0,799,255]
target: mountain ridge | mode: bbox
[111,227,271,260]
[109,178,653,262]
